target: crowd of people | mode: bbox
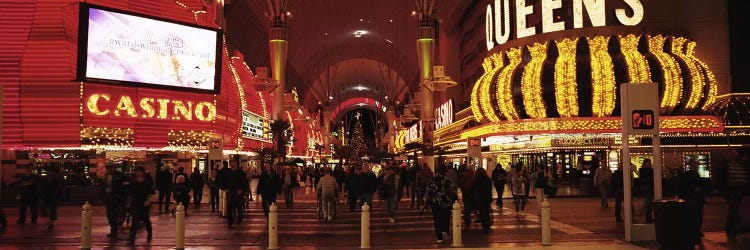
[0,150,747,247]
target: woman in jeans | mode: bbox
[509,164,529,216]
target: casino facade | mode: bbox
[390,0,749,189]
[0,0,323,182]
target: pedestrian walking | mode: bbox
[610,164,625,222]
[530,164,547,213]
[714,148,749,243]
[172,175,191,214]
[491,163,508,208]
[472,168,493,233]
[0,180,7,230]
[425,164,457,244]
[458,166,475,226]
[359,165,378,207]
[257,164,281,216]
[400,163,411,200]
[174,167,190,187]
[409,163,419,208]
[680,158,707,243]
[42,164,64,229]
[344,167,361,211]
[415,163,433,210]
[103,165,125,239]
[594,162,612,208]
[155,163,173,213]
[509,164,528,216]
[208,166,220,212]
[127,167,154,245]
[638,159,655,223]
[190,167,205,209]
[381,167,400,223]
[16,172,39,225]
[317,167,339,222]
[281,167,298,209]
[226,161,249,228]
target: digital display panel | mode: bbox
[78,4,222,93]
[242,110,266,140]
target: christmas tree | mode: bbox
[349,113,368,167]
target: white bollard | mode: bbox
[175,203,186,250]
[81,201,92,250]
[452,201,463,247]
[541,199,551,246]
[221,190,228,218]
[360,203,371,249]
[268,202,279,250]
[218,189,224,215]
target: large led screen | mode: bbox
[77,4,222,93]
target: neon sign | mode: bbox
[86,93,216,122]
[486,0,644,50]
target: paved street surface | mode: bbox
[0,187,745,249]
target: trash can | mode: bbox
[653,198,701,249]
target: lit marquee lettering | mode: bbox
[486,0,644,50]
[86,93,216,122]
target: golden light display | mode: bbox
[496,47,522,120]
[481,53,504,122]
[686,41,719,111]
[459,116,722,139]
[168,130,212,148]
[470,57,491,122]
[671,37,705,113]
[619,34,651,83]
[81,127,135,147]
[648,35,683,113]
[521,42,549,119]
[590,35,617,117]
[468,33,718,123]
[554,38,579,117]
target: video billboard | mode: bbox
[77,4,222,93]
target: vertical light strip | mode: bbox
[496,47,523,120]
[686,42,718,110]
[619,34,651,83]
[471,57,491,122]
[481,53,505,122]
[554,38,579,117]
[521,42,549,119]
[648,35,683,113]
[589,36,616,117]
[670,37,703,113]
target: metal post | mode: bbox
[221,190,227,218]
[451,201,462,247]
[541,199,551,246]
[81,202,92,250]
[175,203,185,250]
[361,203,371,249]
[653,135,662,200]
[621,85,633,242]
[268,203,279,250]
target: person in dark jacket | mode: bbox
[208,165,220,212]
[155,164,172,213]
[458,167,475,226]
[174,167,189,186]
[491,163,508,208]
[16,173,39,225]
[42,164,65,229]
[415,163,433,210]
[344,167,361,211]
[680,158,706,240]
[610,165,625,222]
[257,164,281,217]
[638,159,655,223]
[103,165,125,239]
[472,168,493,233]
[127,167,154,244]
[359,166,378,207]
[172,175,191,214]
[425,164,458,244]
[226,162,249,228]
[400,164,411,200]
[189,167,205,209]
[281,167,298,209]
[409,163,420,208]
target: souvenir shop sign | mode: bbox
[551,137,614,147]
